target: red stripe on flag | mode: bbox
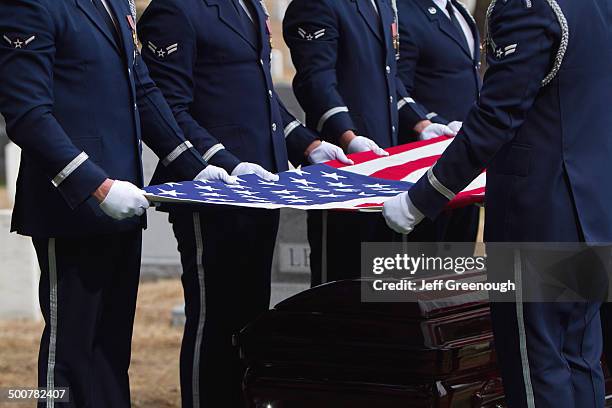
[324,135,452,169]
[369,155,441,180]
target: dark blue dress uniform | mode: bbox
[0,0,207,406]
[284,0,412,286]
[137,0,318,406]
[407,0,612,406]
[396,0,481,243]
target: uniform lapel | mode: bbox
[356,0,383,43]
[250,0,269,53]
[204,0,257,51]
[415,0,471,59]
[378,0,393,55]
[454,0,480,61]
[105,0,135,62]
[74,0,122,55]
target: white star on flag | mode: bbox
[195,185,219,192]
[287,168,310,176]
[272,189,297,195]
[364,183,389,189]
[327,181,352,188]
[290,178,316,186]
[321,172,346,181]
[198,192,227,198]
[259,180,283,187]
[157,189,185,197]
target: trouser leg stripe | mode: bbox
[514,250,536,408]
[321,210,328,284]
[46,238,58,408]
[191,213,206,408]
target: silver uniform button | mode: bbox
[260,59,264,65]
[268,90,273,98]
[389,96,394,103]
[272,123,277,131]
[392,126,396,133]
[386,65,391,74]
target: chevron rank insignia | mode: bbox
[495,43,518,59]
[147,41,178,59]
[3,34,36,49]
[297,27,326,41]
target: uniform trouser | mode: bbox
[33,231,142,408]
[307,210,395,286]
[489,249,605,408]
[169,208,279,408]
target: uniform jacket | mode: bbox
[138,0,318,176]
[0,0,206,237]
[409,0,612,243]
[396,0,481,134]
[283,0,417,149]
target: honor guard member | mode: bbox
[138,0,350,406]
[384,0,612,406]
[0,0,235,406]
[284,0,456,286]
[395,0,482,242]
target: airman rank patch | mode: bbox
[297,27,325,41]
[3,34,36,49]
[147,41,178,59]
[495,43,518,59]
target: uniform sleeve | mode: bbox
[283,0,356,144]
[137,0,241,173]
[408,0,561,219]
[0,0,108,209]
[275,92,318,167]
[131,4,209,181]
[396,21,449,129]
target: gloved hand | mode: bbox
[195,165,239,184]
[99,180,150,220]
[231,162,279,181]
[448,121,463,134]
[419,123,457,141]
[382,192,425,234]
[308,141,354,165]
[347,136,389,156]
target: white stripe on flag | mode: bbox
[339,139,453,176]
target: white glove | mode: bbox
[347,136,389,156]
[448,121,463,134]
[382,192,425,234]
[308,141,354,165]
[99,180,150,220]
[419,123,457,141]
[231,162,279,181]
[195,165,238,184]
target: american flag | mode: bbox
[143,136,486,211]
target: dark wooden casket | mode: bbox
[238,278,612,407]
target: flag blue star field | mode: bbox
[145,164,413,210]
[144,137,486,211]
